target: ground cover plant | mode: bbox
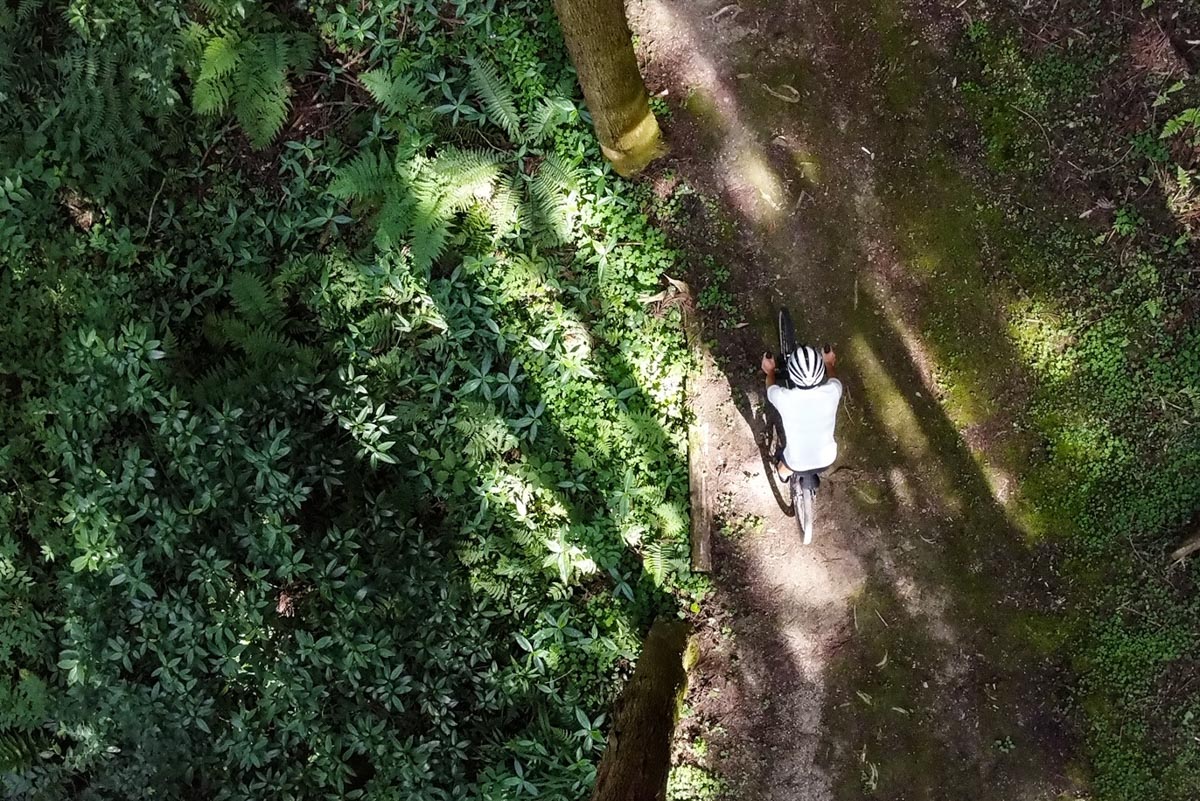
[0,1,699,798]
[957,6,1200,798]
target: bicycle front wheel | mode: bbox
[778,308,797,358]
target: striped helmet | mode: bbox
[787,345,826,389]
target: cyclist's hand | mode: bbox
[822,346,836,370]
[761,353,776,374]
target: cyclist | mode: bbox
[761,344,842,486]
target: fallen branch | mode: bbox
[708,4,741,23]
[1170,528,1200,562]
[1010,104,1054,154]
[763,83,801,103]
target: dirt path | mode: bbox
[628,1,1086,799]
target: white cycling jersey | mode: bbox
[767,378,843,472]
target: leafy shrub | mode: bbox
[0,1,697,798]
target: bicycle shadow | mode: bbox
[751,381,794,517]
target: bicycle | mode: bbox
[766,308,826,545]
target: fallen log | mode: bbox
[589,618,691,801]
[679,288,712,573]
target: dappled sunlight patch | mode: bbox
[886,466,915,507]
[1008,297,1081,386]
[867,280,987,428]
[770,133,822,185]
[727,145,786,219]
[640,0,790,227]
[847,331,962,515]
[749,550,859,668]
[862,284,1045,539]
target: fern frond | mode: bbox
[486,173,521,237]
[409,172,451,229]
[14,0,42,23]
[642,541,666,585]
[359,67,424,117]
[529,153,579,244]
[533,152,580,196]
[233,34,291,148]
[178,21,209,71]
[433,147,503,212]
[293,345,322,372]
[524,97,574,144]
[374,191,414,250]
[469,572,511,601]
[241,324,291,361]
[467,58,520,141]
[410,220,450,271]
[654,501,687,539]
[287,33,317,73]
[193,76,232,115]
[203,312,246,347]
[272,256,319,295]
[228,271,283,327]
[195,0,239,19]
[329,149,392,201]
[0,730,36,772]
[356,310,396,350]
[198,32,241,82]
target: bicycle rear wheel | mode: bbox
[793,474,815,544]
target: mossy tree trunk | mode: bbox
[589,618,691,801]
[552,0,664,176]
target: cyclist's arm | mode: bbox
[761,353,777,388]
[823,348,836,381]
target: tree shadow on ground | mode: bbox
[630,0,1083,797]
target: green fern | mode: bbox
[359,66,424,118]
[373,191,416,249]
[431,148,504,212]
[194,268,319,402]
[409,220,452,271]
[642,541,667,585]
[467,58,520,141]
[190,28,315,148]
[524,97,574,144]
[653,501,687,539]
[199,31,241,84]
[485,174,522,237]
[330,131,572,259]
[329,149,393,202]
[1162,108,1200,145]
[528,153,580,244]
[0,730,35,772]
[228,271,283,327]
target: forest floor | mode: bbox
[629,0,1088,798]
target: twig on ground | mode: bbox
[708,4,741,23]
[1010,104,1055,154]
[143,175,167,240]
[762,83,801,103]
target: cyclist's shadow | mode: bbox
[748,387,796,518]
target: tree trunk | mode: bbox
[590,618,691,801]
[552,0,663,176]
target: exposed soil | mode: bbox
[627,0,1089,798]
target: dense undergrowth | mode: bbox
[0,1,698,797]
[959,8,1200,799]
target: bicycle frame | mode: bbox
[773,308,817,544]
